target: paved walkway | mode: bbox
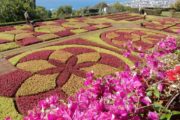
[0,58,17,75]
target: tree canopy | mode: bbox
[56,5,72,17]
[0,0,51,23]
[174,0,180,11]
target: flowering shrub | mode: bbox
[6,36,180,120]
[166,65,180,81]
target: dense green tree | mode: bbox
[174,0,180,11]
[111,2,125,12]
[0,0,35,22]
[56,5,72,17]
[35,6,49,19]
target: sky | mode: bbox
[36,0,128,10]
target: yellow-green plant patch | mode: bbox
[15,33,34,41]
[62,74,85,96]
[16,60,55,73]
[0,32,14,41]
[35,27,51,33]
[16,74,58,96]
[0,42,19,52]
[15,25,32,30]
[0,97,22,120]
[71,29,87,34]
[37,34,59,41]
[49,50,73,63]
[62,22,88,29]
[5,30,28,34]
[77,52,100,64]
[50,27,65,33]
[81,63,119,78]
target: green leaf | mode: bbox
[172,111,180,115]
[154,89,160,98]
[153,102,163,111]
[160,113,172,120]
[153,102,163,108]
[147,91,152,97]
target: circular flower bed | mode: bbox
[100,29,167,52]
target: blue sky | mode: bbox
[36,0,127,10]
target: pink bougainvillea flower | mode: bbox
[4,117,12,120]
[148,111,159,120]
[141,96,152,105]
[157,83,163,92]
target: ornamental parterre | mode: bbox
[100,29,167,52]
[0,45,130,118]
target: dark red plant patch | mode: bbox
[34,22,45,27]
[0,39,9,44]
[99,53,126,68]
[33,32,46,37]
[63,47,96,55]
[83,26,98,31]
[127,54,142,63]
[17,37,41,46]
[19,50,54,63]
[131,30,146,36]
[0,69,32,97]
[54,19,67,24]
[133,41,153,51]
[0,26,15,32]
[16,88,67,115]
[55,30,74,37]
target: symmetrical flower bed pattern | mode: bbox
[100,29,167,52]
[0,40,134,119]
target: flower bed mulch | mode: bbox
[0,38,137,119]
[100,28,167,52]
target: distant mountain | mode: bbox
[126,0,176,8]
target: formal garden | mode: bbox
[0,1,180,120]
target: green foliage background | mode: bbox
[0,0,50,23]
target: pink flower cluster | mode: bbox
[6,36,178,120]
[156,36,177,55]
[24,70,152,120]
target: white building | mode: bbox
[126,0,176,8]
